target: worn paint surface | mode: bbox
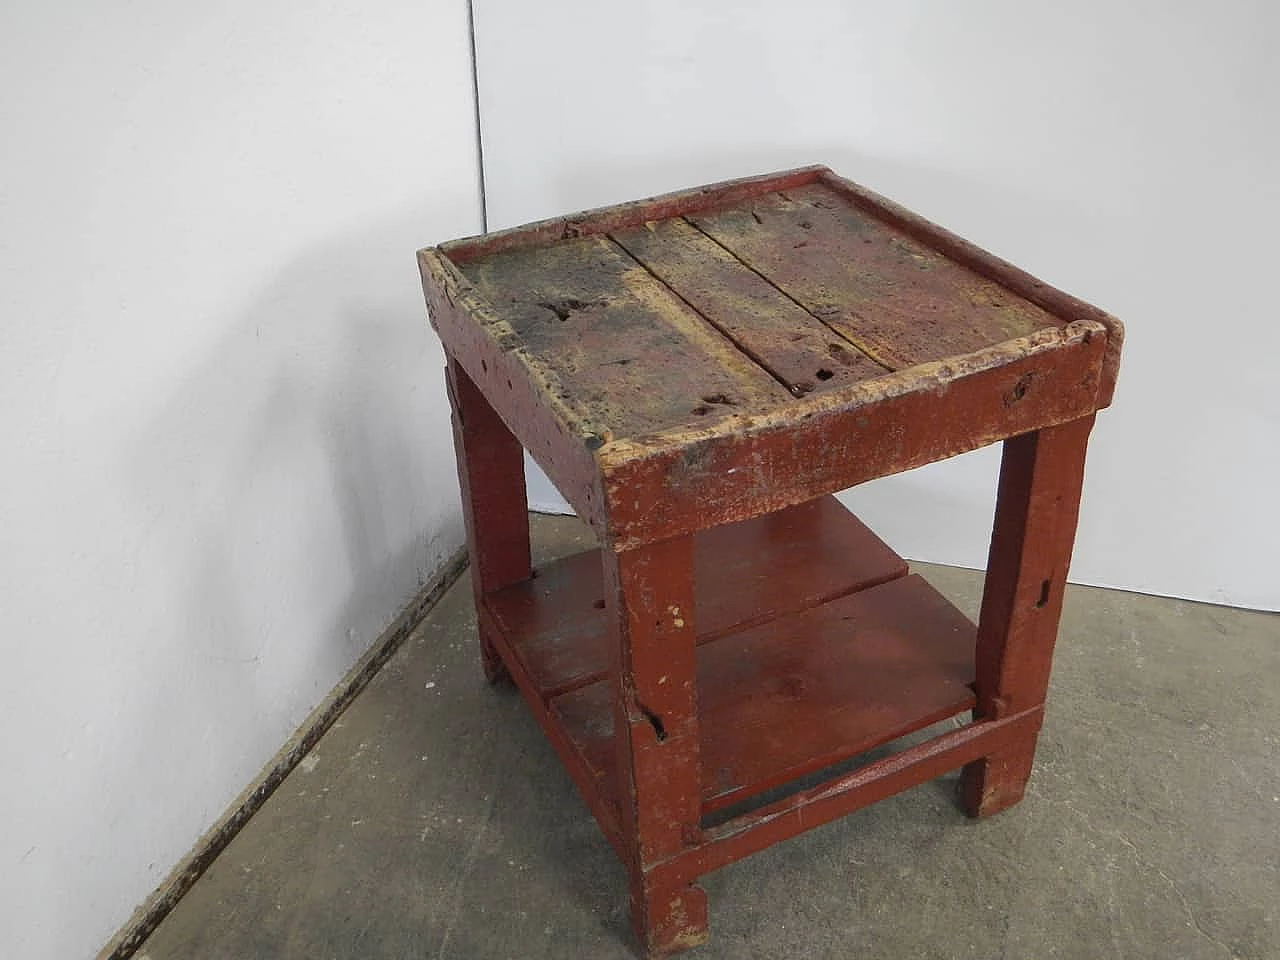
[688,184,1061,370]
[422,166,1122,958]
[556,573,977,814]
[611,217,888,396]
[458,235,790,440]
[487,496,905,698]
[960,416,1096,817]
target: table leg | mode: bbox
[446,356,532,683]
[962,415,1096,817]
[604,537,708,957]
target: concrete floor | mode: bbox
[138,513,1279,960]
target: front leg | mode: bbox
[604,536,708,956]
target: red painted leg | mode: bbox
[604,537,709,957]
[632,874,709,959]
[962,415,1095,817]
[446,356,531,683]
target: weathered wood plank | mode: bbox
[486,496,907,699]
[457,234,792,440]
[611,218,888,397]
[598,321,1108,549]
[689,183,1064,370]
[420,248,607,531]
[815,168,1123,406]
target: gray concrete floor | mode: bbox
[138,514,1279,960]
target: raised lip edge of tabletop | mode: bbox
[418,165,1123,546]
[597,320,1107,550]
[423,253,1107,549]
[422,163,1122,404]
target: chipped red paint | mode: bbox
[420,166,1122,957]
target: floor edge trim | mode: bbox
[96,547,470,960]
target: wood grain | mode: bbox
[689,184,1062,370]
[486,496,907,699]
[611,218,888,396]
[457,234,790,439]
[552,574,976,813]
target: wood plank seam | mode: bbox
[477,603,629,859]
[606,233,801,397]
[815,169,1123,404]
[680,213,900,373]
[485,497,909,700]
[490,551,907,700]
[687,191,1063,371]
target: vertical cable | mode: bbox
[465,0,488,233]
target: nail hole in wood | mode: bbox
[815,368,834,381]
[638,702,667,742]
[1007,373,1034,405]
[539,297,605,321]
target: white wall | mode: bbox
[475,0,1279,611]
[0,2,478,957]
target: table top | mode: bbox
[419,166,1122,545]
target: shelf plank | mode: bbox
[486,496,907,700]
[551,574,977,814]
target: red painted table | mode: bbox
[418,166,1122,957]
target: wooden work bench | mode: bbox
[418,165,1123,957]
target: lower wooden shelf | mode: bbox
[554,574,976,816]
[487,495,908,699]
[484,495,977,835]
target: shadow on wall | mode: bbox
[78,203,467,942]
